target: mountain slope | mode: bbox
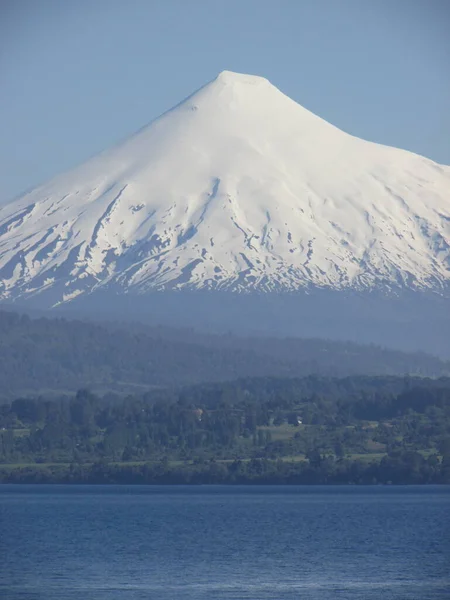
[0,70,449,306]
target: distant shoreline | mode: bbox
[1,458,448,486]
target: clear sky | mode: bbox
[1,0,449,202]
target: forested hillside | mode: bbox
[1,375,449,484]
[0,310,448,399]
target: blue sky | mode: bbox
[1,0,449,201]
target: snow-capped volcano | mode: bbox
[0,70,449,306]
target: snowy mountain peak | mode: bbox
[0,72,449,307]
[215,70,270,85]
[185,69,314,120]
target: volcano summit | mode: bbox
[0,71,449,352]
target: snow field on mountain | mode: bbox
[0,70,449,305]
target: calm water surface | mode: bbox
[0,485,449,600]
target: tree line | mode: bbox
[1,374,449,484]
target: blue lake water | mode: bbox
[0,485,449,600]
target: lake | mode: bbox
[0,485,449,599]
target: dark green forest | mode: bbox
[0,310,448,399]
[1,375,449,484]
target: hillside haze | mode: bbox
[0,310,448,399]
[0,71,449,353]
